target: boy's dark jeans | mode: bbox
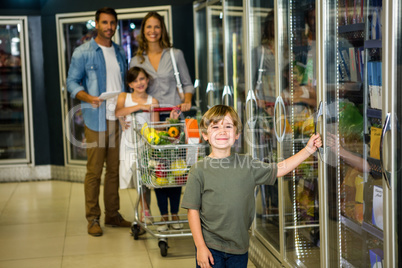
[195,247,248,268]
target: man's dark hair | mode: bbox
[95,7,118,22]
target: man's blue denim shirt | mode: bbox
[66,38,127,132]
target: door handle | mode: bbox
[273,96,286,142]
[222,85,232,106]
[380,112,392,189]
[315,101,326,161]
[246,90,258,158]
[206,82,215,109]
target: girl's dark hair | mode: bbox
[126,67,150,90]
[136,12,171,63]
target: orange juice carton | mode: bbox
[185,118,201,144]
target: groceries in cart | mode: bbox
[140,121,185,145]
[130,108,207,255]
[136,117,205,189]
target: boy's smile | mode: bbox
[202,114,240,154]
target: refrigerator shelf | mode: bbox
[341,215,384,241]
[364,39,382,49]
[361,222,383,241]
[367,108,382,119]
[338,23,365,33]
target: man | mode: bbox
[66,7,130,236]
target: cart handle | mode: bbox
[136,107,180,113]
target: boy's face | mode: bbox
[202,114,240,150]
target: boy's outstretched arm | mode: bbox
[188,209,214,268]
[277,134,322,177]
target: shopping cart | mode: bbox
[129,107,206,257]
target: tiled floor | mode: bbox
[0,180,256,268]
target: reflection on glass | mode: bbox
[250,1,280,252]
[118,19,143,66]
[282,1,319,266]
[63,22,97,161]
[224,1,244,153]
[0,23,26,161]
[325,0,384,266]
[194,6,208,112]
[208,5,224,108]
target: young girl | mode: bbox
[115,66,159,224]
[116,66,180,226]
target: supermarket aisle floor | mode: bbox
[0,181,256,268]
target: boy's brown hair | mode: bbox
[200,105,242,135]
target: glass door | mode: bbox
[383,0,399,266]
[280,1,320,266]
[0,17,32,164]
[223,0,244,153]
[245,0,280,255]
[323,0,386,266]
[193,2,208,113]
[56,7,172,165]
[395,0,402,264]
[247,0,320,265]
[206,0,224,109]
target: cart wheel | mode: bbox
[158,241,168,257]
[131,224,140,240]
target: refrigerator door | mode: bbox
[57,16,97,164]
[323,0,385,266]
[248,0,320,265]
[193,2,208,112]
[245,0,281,256]
[395,0,402,264]
[223,0,244,153]
[0,17,32,164]
[280,1,320,267]
[206,1,224,109]
[383,0,399,266]
[56,8,171,165]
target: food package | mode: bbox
[185,118,201,144]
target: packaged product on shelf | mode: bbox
[354,174,364,223]
[341,167,364,223]
[372,185,383,230]
[370,127,381,159]
[368,61,382,110]
[369,248,383,268]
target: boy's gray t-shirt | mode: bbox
[181,153,277,254]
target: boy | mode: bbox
[181,105,322,268]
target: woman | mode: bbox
[130,11,194,113]
[130,11,195,231]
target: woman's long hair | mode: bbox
[136,12,171,63]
